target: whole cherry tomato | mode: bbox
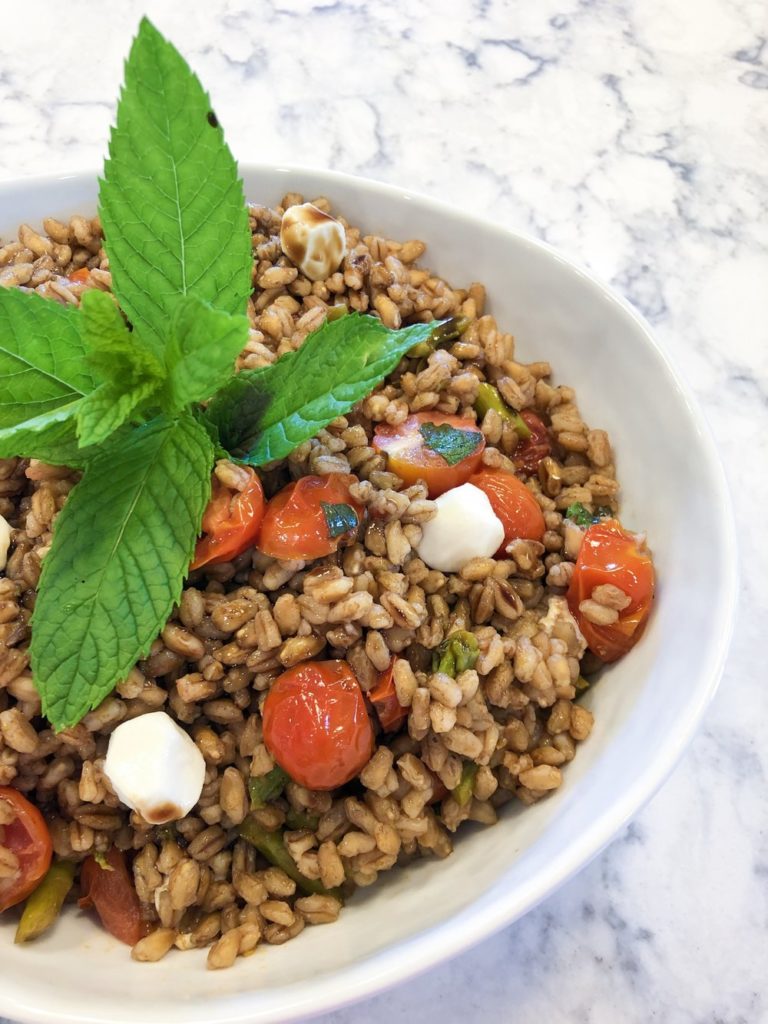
[0,787,53,913]
[367,658,407,733]
[79,847,145,946]
[567,519,655,662]
[262,660,375,790]
[469,469,546,554]
[258,474,363,561]
[514,410,552,475]
[192,466,265,569]
[373,412,485,497]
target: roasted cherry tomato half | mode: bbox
[262,660,375,791]
[368,658,407,733]
[514,410,552,475]
[469,469,546,554]
[192,466,265,570]
[373,412,486,497]
[567,519,655,662]
[79,847,145,946]
[257,474,363,561]
[0,787,53,913]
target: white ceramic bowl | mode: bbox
[0,167,736,1024]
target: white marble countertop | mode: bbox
[1,1,766,1021]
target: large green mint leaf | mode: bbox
[205,313,440,466]
[99,17,252,355]
[77,290,164,446]
[164,296,249,412]
[31,413,214,730]
[0,288,96,457]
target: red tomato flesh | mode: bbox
[368,658,407,733]
[0,787,53,913]
[258,474,363,561]
[192,467,265,569]
[469,469,545,554]
[567,519,655,662]
[514,410,552,475]
[373,412,485,497]
[262,660,375,790]
[79,847,145,946]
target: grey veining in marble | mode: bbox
[1,0,767,1021]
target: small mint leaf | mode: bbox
[321,501,359,539]
[76,379,160,448]
[80,290,164,384]
[419,421,483,466]
[77,290,164,446]
[163,296,249,412]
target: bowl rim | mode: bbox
[0,163,738,1024]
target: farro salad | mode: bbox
[0,21,655,968]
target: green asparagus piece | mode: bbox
[284,808,321,831]
[239,816,341,898]
[451,762,478,807]
[474,382,532,440]
[248,765,290,808]
[432,630,480,677]
[408,316,469,358]
[14,860,76,944]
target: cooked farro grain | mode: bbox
[0,192,654,969]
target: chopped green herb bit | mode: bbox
[320,501,360,540]
[565,502,594,527]
[433,630,479,677]
[93,851,115,872]
[566,502,613,527]
[575,675,591,693]
[248,765,290,808]
[419,422,483,467]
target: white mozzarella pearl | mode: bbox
[415,483,505,573]
[104,712,206,825]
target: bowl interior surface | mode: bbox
[0,167,736,1024]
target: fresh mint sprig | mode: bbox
[0,17,442,730]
